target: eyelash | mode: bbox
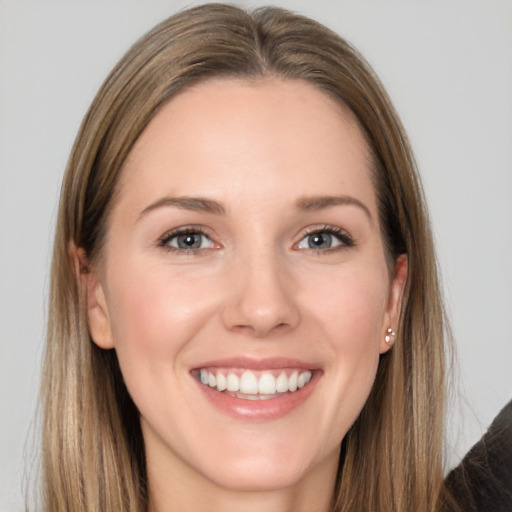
[157,225,355,254]
[297,225,355,252]
[158,226,214,254]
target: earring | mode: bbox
[385,328,395,344]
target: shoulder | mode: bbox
[444,399,512,512]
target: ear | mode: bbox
[69,244,115,350]
[379,254,408,354]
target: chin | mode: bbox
[188,429,338,493]
[202,456,314,492]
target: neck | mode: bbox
[146,445,338,512]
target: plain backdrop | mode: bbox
[1,1,511,510]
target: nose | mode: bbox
[222,249,300,338]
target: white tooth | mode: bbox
[208,372,216,388]
[239,371,258,394]
[216,372,227,391]
[275,372,289,393]
[288,371,298,392]
[297,372,306,388]
[226,373,240,392]
[200,369,209,385]
[304,370,312,384]
[258,373,276,394]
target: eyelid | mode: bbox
[156,224,354,254]
[294,225,355,251]
[157,225,220,253]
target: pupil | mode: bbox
[309,233,331,249]
[178,233,200,249]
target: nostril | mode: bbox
[226,317,293,338]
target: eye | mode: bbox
[296,227,354,251]
[159,228,216,252]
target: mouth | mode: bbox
[194,368,314,400]
[191,358,320,420]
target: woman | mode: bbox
[42,4,456,511]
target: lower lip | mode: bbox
[194,372,320,420]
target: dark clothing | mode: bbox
[444,400,512,511]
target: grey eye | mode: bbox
[297,232,342,250]
[168,232,214,250]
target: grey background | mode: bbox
[1,1,511,510]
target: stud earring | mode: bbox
[385,328,395,344]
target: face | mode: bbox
[84,78,406,494]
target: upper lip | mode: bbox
[191,356,321,371]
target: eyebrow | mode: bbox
[138,194,372,222]
[295,195,373,223]
[138,196,226,219]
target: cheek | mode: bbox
[104,261,219,382]
[328,272,387,378]
[308,266,388,433]
[313,264,389,347]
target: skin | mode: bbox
[82,78,407,512]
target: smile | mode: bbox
[198,368,313,400]
[192,358,320,420]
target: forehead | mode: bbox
[118,77,375,213]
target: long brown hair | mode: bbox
[42,4,454,511]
